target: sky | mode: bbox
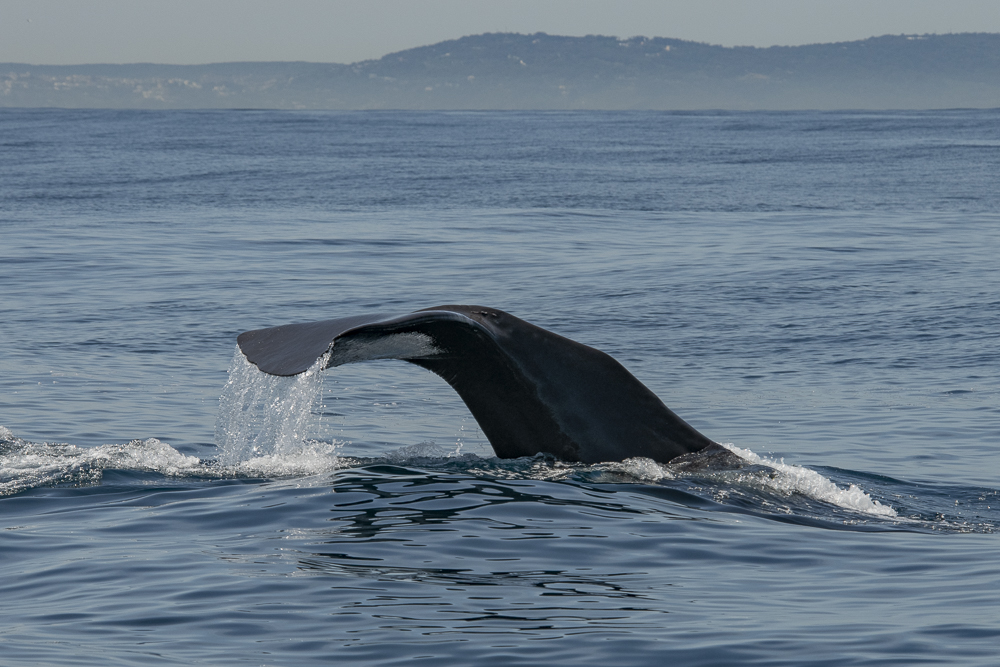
[3,0,999,65]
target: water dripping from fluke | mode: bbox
[214,347,343,475]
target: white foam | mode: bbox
[597,444,895,517]
[1,419,345,494]
[215,347,339,469]
[0,434,201,496]
[608,457,675,482]
[227,439,342,477]
[720,443,897,517]
[89,438,203,474]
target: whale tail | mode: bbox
[236,306,715,464]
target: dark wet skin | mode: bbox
[238,306,717,465]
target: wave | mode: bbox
[208,347,898,516]
[0,426,202,496]
[2,349,994,533]
[8,420,988,533]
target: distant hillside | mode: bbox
[3,32,1000,110]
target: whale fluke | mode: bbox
[236,306,715,464]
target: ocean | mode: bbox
[1,108,999,665]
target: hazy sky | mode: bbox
[4,0,999,65]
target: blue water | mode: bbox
[2,109,999,665]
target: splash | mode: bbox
[227,439,342,478]
[601,444,896,517]
[720,443,897,517]
[606,456,676,482]
[0,432,201,497]
[214,347,341,470]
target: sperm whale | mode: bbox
[236,305,718,464]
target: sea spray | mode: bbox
[600,445,896,518]
[215,347,338,467]
[720,443,897,517]
[0,434,201,497]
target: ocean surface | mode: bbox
[1,108,999,665]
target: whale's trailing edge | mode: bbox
[236,305,716,464]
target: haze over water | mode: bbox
[1,109,999,665]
